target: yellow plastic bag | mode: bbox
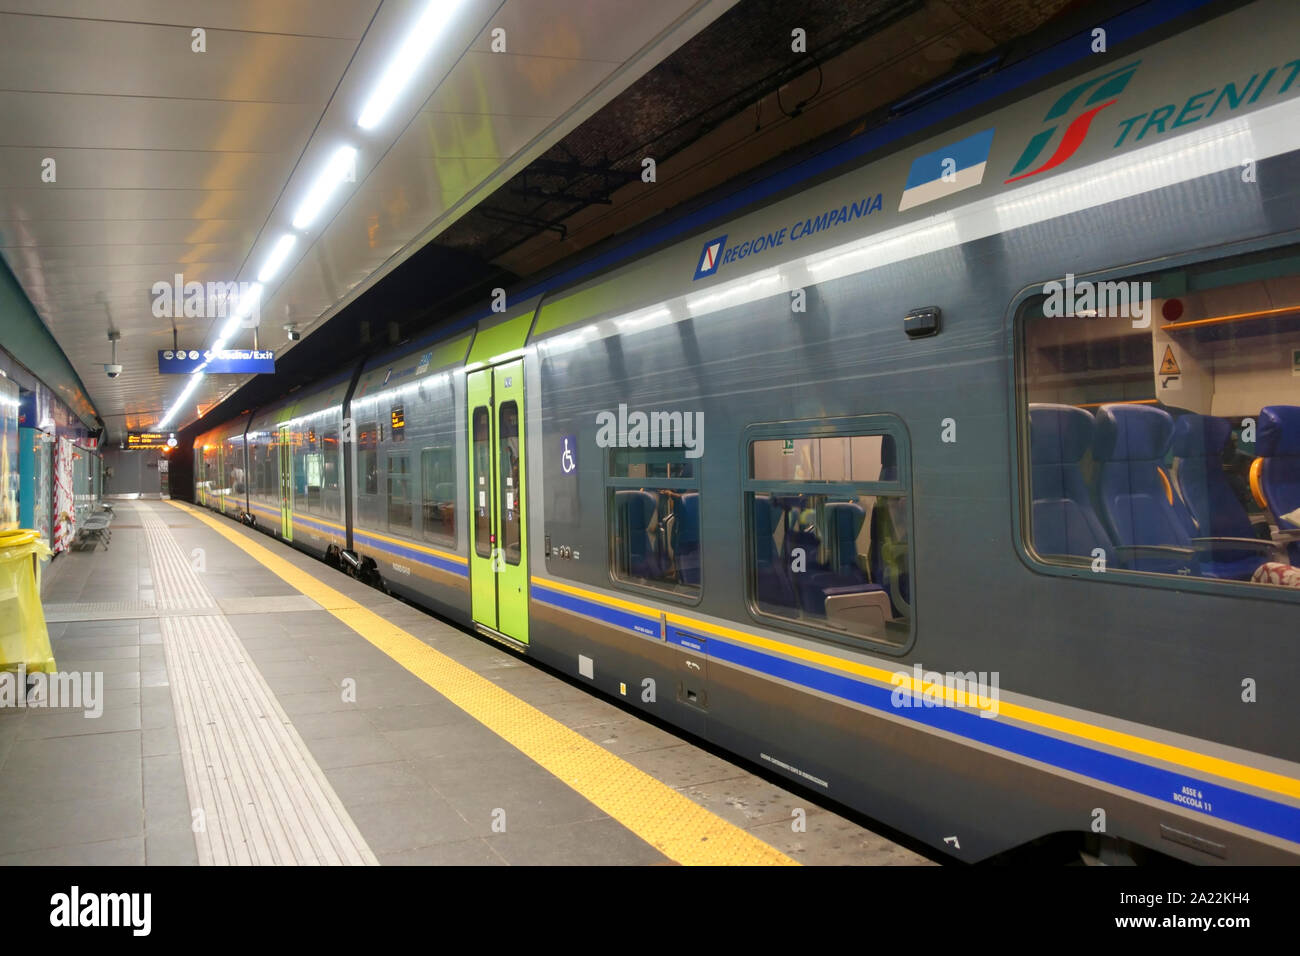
[0,529,56,675]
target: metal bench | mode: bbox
[76,509,113,551]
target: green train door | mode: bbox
[467,360,529,645]
[278,425,293,541]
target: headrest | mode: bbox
[1028,403,1094,465]
[615,489,657,516]
[1258,405,1300,457]
[1171,414,1230,459]
[880,435,897,473]
[1093,404,1174,462]
[826,500,865,530]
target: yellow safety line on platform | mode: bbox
[167,500,797,867]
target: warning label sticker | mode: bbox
[1160,345,1182,376]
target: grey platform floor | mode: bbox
[0,499,932,866]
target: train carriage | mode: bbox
[193,0,1300,864]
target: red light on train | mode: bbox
[1162,298,1185,322]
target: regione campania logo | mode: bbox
[693,234,727,280]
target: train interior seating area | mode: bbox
[608,434,911,645]
[1023,245,1300,588]
[747,434,910,644]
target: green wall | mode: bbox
[0,256,99,430]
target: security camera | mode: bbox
[284,324,301,342]
[104,364,123,379]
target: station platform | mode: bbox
[0,498,931,866]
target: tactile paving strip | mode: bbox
[139,503,377,865]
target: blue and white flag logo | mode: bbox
[693,234,727,280]
[897,128,995,212]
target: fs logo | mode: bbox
[1005,60,1140,183]
[693,234,727,280]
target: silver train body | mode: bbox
[196,0,1300,863]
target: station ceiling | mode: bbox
[0,0,1096,443]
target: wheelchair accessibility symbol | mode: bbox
[560,435,577,475]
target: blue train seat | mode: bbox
[614,489,663,580]
[675,492,701,585]
[1257,405,1300,564]
[752,494,797,611]
[826,500,867,579]
[1170,413,1278,580]
[770,494,830,613]
[1094,404,1198,576]
[804,500,877,616]
[1028,403,1114,564]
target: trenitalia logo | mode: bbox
[1004,60,1141,183]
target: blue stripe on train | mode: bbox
[530,583,660,638]
[530,580,1300,846]
[705,637,1300,846]
[353,529,467,577]
[246,503,468,578]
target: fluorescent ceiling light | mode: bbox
[218,282,262,339]
[292,146,358,230]
[257,235,296,284]
[357,0,461,130]
[157,371,205,430]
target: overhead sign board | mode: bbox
[158,349,275,374]
[126,432,176,449]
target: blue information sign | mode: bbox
[158,349,275,374]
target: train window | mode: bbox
[499,401,522,565]
[259,440,271,497]
[321,428,340,517]
[420,446,455,545]
[387,454,412,531]
[745,422,911,646]
[358,421,378,496]
[1018,244,1300,591]
[752,435,884,482]
[472,406,491,558]
[607,447,700,597]
[611,449,694,479]
[304,448,323,512]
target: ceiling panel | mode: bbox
[0,188,272,223]
[1,242,247,268]
[0,94,323,152]
[0,218,260,248]
[0,0,737,439]
[0,14,361,101]
[466,0,695,62]
[422,50,615,119]
[0,147,293,191]
[0,1,382,38]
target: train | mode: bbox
[193,0,1300,864]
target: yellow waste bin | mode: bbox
[0,529,56,677]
